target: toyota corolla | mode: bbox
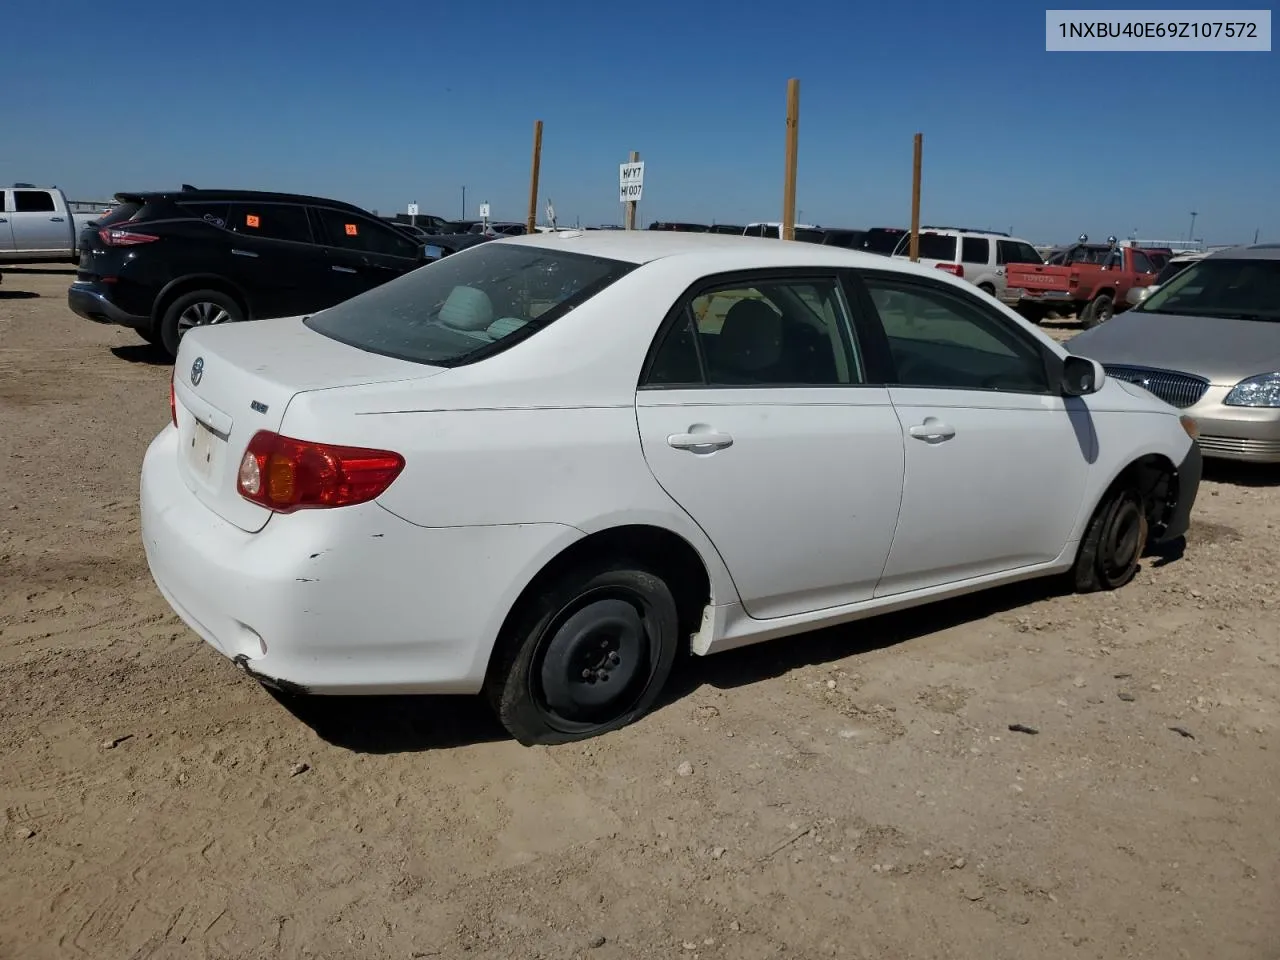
[141,231,1201,744]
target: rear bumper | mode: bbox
[139,426,580,695]
[68,281,149,328]
[1159,441,1201,543]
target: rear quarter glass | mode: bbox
[96,202,142,228]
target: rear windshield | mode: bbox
[1138,258,1280,321]
[893,233,958,260]
[97,201,143,227]
[863,229,905,254]
[305,244,635,365]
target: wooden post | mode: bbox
[909,133,923,261]
[781,78,800,241]
[624,150,639,231]
[527,120,543,235]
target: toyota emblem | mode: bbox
[190,356,204,387]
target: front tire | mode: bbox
[486,561,681,745]
[159,289,243,358]
[1072,485,1148,592]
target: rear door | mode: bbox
[223,202,330,318]
[636,271,906,620]
[10,189,68,254]
[311,206,422,304]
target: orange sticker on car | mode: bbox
[344,223,358,236]
[246,214,260,228]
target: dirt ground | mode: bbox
[1,266,1277,960]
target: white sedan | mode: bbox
[140,231,1202,745]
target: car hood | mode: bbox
[1069,310,1280,386]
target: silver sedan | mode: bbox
[1070,243,1280,463]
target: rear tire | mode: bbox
[1079,293,1114,330]
[485,561,681,745]
[1071,485,1148,593]
[159,289,243,358]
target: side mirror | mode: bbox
[423,244,444,262]
[1061,355,1105,396]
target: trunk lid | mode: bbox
[171,316,446,532]
[1006,262,1074,294]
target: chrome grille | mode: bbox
[1103,364,1210,409]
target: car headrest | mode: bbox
[439,286,494,333]
[718,299,782,372]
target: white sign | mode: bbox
[479,202,491,219]
[619,161,645,203]
[407,202,419,217]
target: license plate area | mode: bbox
[185,418,223,485]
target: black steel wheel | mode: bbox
[487,562,680,745]
[1072,485,1148,592]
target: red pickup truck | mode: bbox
[1007,242,1161,327]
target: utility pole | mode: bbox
[624,150,639,231]
[461,186,466,219]
[781,78,800,241]
[1188,210,1198,242]
[909,133,923,261]
[527,120,544,235]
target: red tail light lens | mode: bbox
[99,227,159,246]
[169,376,177,427]
[237,431,405,513]
[935,263,965,278]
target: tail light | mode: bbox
[935,263,965,278]
[99,227,159,246]
[237,431,405,513]
[169,376,177,427]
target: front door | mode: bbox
[635,273,906,621]
[853,272,1093,597]
[0,191,14,252]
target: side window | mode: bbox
[645,316,703,386]
[997,240,1042,265]
[14,190,56,213]
[0,192,7,212]
[227,203,313,244]
[178,202,230,229]
[863,277,1050,393]
[314,208,419,258]
[961,237,990,265]
[656,277,861,386]
[1130,250,1155,274]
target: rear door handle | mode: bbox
[908,419,956,443]
[331,265,357,274]
[231,248,259,258]
[50,216,65,222]
[668,431,733,453]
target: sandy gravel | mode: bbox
[1,266,1277,959]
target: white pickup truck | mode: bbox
[0,185,111,264]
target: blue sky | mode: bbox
[4,0,1275,243]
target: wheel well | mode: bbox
[152,276,251,326]
[1108,453,1178,539]
[978,281,995,292]
[486,525,713,680]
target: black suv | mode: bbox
[69,188,430,357]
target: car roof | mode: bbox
[492,229,921,267]
[119,188,370,214]
[1205,243,1280,261]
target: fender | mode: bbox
[152,273,255,323]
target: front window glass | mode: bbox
[305,244,635,364]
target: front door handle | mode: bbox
[50,216,66,222]
[668,430,733,453]
[908,419,956,443]
[331,265,357,274]
[231,248,259,258]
